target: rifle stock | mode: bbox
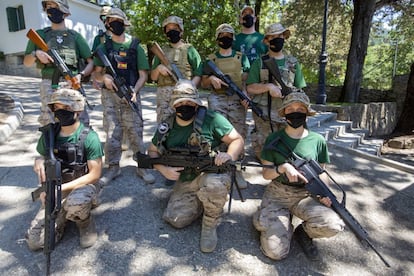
[150,42,184,81]
[206,60,266,121]
[94,47,143,120]
[26,29,92,110]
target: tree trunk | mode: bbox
[340,0,376,103]
[394,63,414,134]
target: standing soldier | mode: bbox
[147,80,244,253]
[91,6,112,53]
[93,8,155,185]
[201,23,250,189]
[246,23,306,159]
[150,15,203,123]
[26,88,104,250]
[233,5,268,64]
[23,0,94,126]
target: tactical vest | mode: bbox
[43,27,78,71]
[155,106,212,156]
[105,37,140,87]
[253,55,298,107]
[208,52,243,94]
[44,124,91,184]
[157,43,192,86]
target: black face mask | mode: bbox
[175,105,197,121]
[166,30,181,44]
[109,21,125,36]
[54,109,76,126]
[47,8,65,24]
[285,112,307,129]
[269,37,284,52]
[242,15,254,28]
[217,36,233,49]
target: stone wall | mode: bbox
[0,53,40,78]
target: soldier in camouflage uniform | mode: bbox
[201,23,250,189]
[150,15,203,123]
[147,80,244,253]
[26,88,104,250]
[93,8,155,185]
[254,92,344,261]
[23,0,94,126]
[246,23,307,159]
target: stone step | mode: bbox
[309,112,383,156]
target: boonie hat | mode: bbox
[162,16,184,32]
[241,6,255,16]
[215,23,235,40]
[264,23,291,39]
[170,80,202,107]
[99,6,112,21]
[42,0,70,15]
[48,88,85,112]
[278,92,316,117]
[106,7,131,26]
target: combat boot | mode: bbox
[294,224,319,260]
[136,168,155,184]
[99,164,121,186]
[77,215,97,248]
[235,171,248,189]
[200,215,218,253]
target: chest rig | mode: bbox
[155,106,212,156]
[43,27,78,71]
[158,43,192,86]
[208,52,243,93]
[44,124,91,183]
[105,37,140,87]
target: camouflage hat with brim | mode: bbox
[42,0,71,15]
[264,23,291,40]
[48,88,85,112]
[278,92,316,117]
[162,16,184,32]
[106,7,131,26]
[99,6,112,21]
[215,23,235,40]
[171,80,202,107]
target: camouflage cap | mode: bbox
[215,23,235,40]
[278,92,316,117]
[48,88,85,112]
[99,6,112,21]
[106,7,131,26]
[42,0,70,15]
[264,23,291,39]
[241,5,255,16]
[170,80,202,107]
[162,16,184,32]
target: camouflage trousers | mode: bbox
[251,103,286,160]
[26,184,97,251]
[207,93,247,139]
[156,85,175,124]
[253,181,344,260]
[38,79,89,126]
[163,173,231,228]
[101,88,145,165]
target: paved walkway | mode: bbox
[0,75,413,275]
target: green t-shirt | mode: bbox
[93,34,150,71]
[151,45,203,77]
[152,109,234,181]
[37,123,104,161]
[233,32,268,64]
[261,129,330,167]
[25,28,92,78]
[91,32,112,52]
[246,56,306,89]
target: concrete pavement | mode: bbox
[0,74,413,275]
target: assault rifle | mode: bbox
[38,124,62,275]
[150,42,184,81]
[26,29,92,110]
[262,56,292,96]
[133,148,245,212]
[268,137,390,267]
[94,47,143,121]
[205,60,266,121]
